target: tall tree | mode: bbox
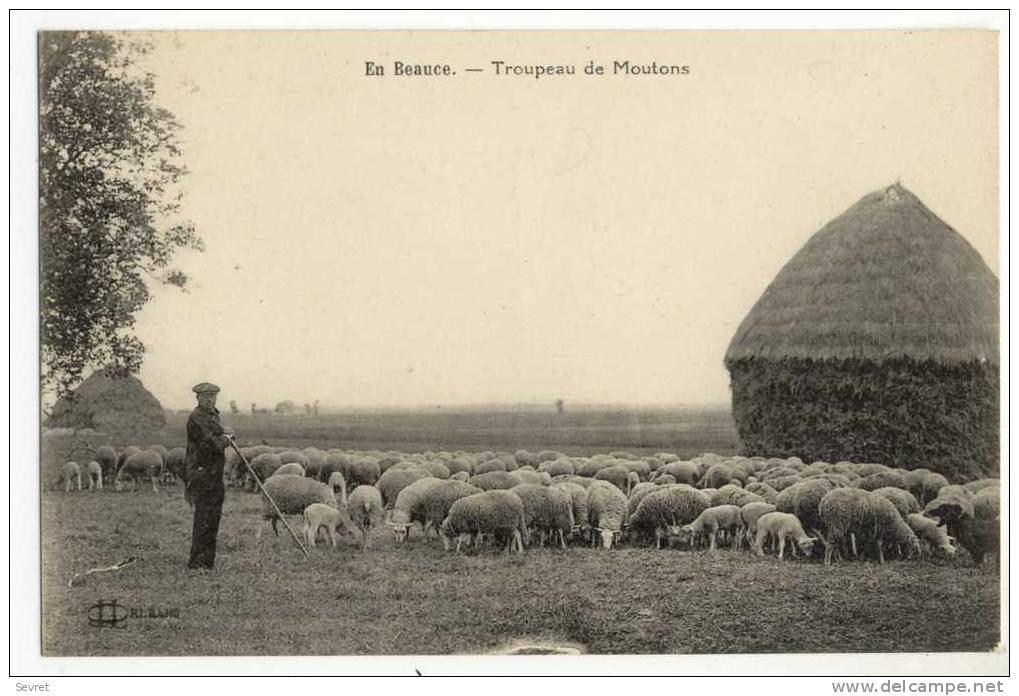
[39,31,201,398]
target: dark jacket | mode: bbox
[185,405,230,482]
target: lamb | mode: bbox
[586,481,629,549]
[258,474,336,541]
[469,471,522,491]
[376,467,434,508]
[302,502,358,548]
[272,462,306,478]
[906,513,956,559]
[53,461,82,492]
[115,450,163,492]
[440,490,527,554]
[594,465,635,494]
[754,512,817,559]
[389,477,446,542]
[347,485,385,549]
[627,485,710,549]
[736,502,777,550]
[680,504,742,551]
[510,484,575,548]
[86,460,103,490]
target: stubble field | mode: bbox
[41,407,1001,656]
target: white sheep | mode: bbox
[906,513,956,559]
[302,502,357,548]
[115,450,162,492]
[86,460,103,490]
[347,485,384,549]
[587,481,628,550]
[258,474,336,542]
[327,471,348,504]
[272,462,306,478]
[680,504,743,551]
[439,489,527,554]
[754,511,817,560]
[53,461,82,492]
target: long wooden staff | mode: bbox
[228,439,310,557]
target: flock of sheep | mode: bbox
[50,440,1001,567]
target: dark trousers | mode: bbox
[188,475,225,569]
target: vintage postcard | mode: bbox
[17,16,1006,679]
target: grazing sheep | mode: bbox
[729,489,765,507]
[389,477,447,541]
[655,452,680,464]
[577,459,613,478]
[447,457,475,477]
[347,485,385,549]
[872,487,921,519]
[680,504,742,551]
[410,480,483,542]
[469,471,522,491]
[964,478,999,494]
[656,461,699,485]
[745,481,779,504]
[627,482,659,516]
[164,447,186,482]
[116,446,140,472]
[709,483,746,507]
[86,460,103,490]
[250,453,284,485]
[761,466,800,481]
[775,478,836,536]
[907,513,956,559]
[302,502,357,548]
[857,471,908,492]
[627,485,710,549]
[622,460,652,481]
[699,464,738,489]
[377,467,434,508]
[817,488,875,564]
[348,457,382,488]
[587,481,629,550]
[514,469,553,486]
[594,465,634,494]
[327,471,348,505]
[54,461,82,492]
[115,450,162,492]
[920,473,950,505]
[754,512,816,559]
[654,475,677,486]
[95,445,119,480]
[763,475,802,492]
[278,451,309,468]
[258,474,336,540]
[737,502,777,550]
[272,462,306,478]
[317,451,352,483]
[926,487,998,567]
[440,490,528,554]
[514,450,540,468]
[552,481,590,536]
[510,484,575,548]
[420,460,451,479]
[537,450,563,462]
[538,459,576,478]
[870,494,922,562]
[451,471,470,482]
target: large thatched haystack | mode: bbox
[725,184,998,480]
[45,368,166,442]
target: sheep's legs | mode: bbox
[778,535,786,560]
[709,530,718,552]
[511,529,524,554]
[877,541,885,565]
[558,529,566,549]
[850,533,858,559]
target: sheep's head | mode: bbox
[114,479,124,492]
[797,536,816,556]
[387,514,412,543]
[595,527,621,549]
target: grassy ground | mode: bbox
[42,484,1000,656]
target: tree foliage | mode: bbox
[39,31,201,398]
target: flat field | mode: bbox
[40,407,1001,656]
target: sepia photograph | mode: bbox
[10,10,1008,680]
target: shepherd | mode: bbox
[185,382,234,570]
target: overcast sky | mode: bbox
[127,31,998,409]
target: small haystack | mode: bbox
[45,368,166,442]
[725,184,998,480]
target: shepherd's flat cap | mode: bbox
[192,382,221,394]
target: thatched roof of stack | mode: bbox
[725,184,998,365]
[45,368,166,441]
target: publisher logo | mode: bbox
[87,599,180,628]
